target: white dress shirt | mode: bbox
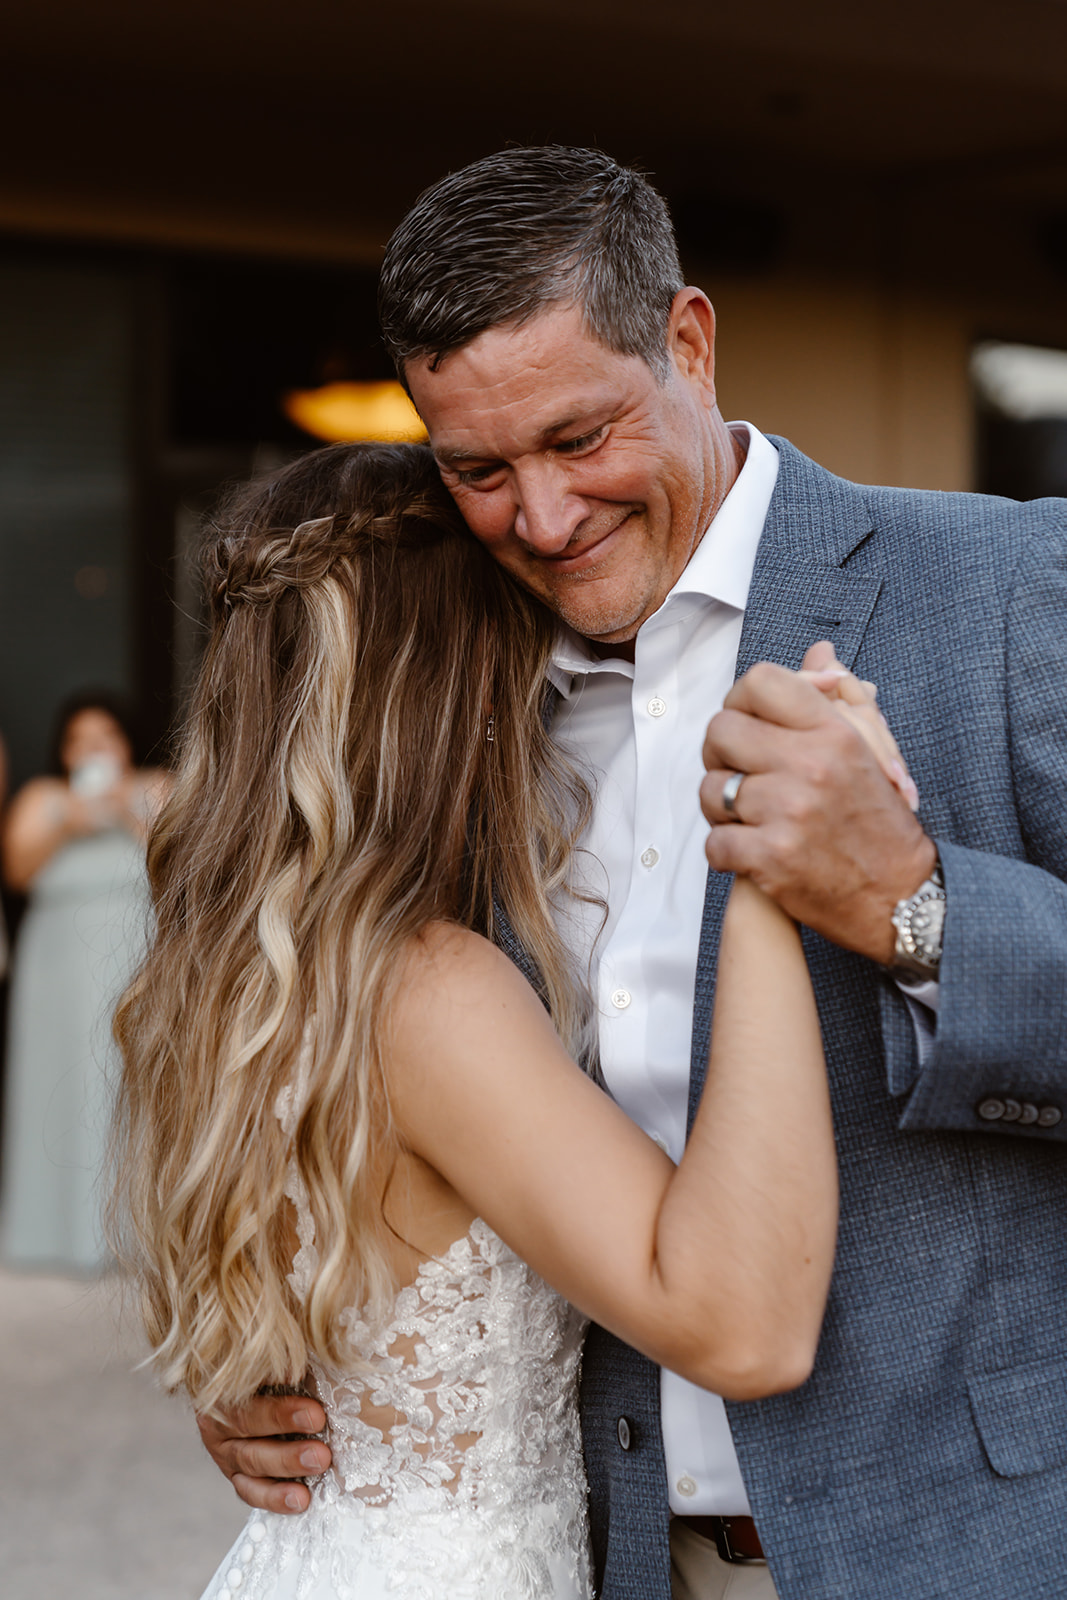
[550,422,777,1515]
[550,422,938,1517]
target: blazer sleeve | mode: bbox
[888,506,1067,1142]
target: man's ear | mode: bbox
[666,289,716,403]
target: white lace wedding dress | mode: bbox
[199,1118,593,1600]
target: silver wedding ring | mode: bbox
[721,770,746,818]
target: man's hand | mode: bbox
[197,1392,332,1515]
[700,651,936,963]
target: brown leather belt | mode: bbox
[675,1514,765,1564]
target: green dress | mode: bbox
[2,827,149,1271]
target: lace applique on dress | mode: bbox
[202,1092,593,1600]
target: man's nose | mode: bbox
[512,464,586,554]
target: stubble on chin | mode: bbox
[510,508,655,643]
[537,577,650,647]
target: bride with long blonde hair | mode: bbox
[111,440,842,1600]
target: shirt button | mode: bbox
[647,696,668,718]
[611,988,632,1010]
[640,846,660,869]
[650,1131,670,1155]
[676,1476,697,1498]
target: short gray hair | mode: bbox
[378,146,685,385]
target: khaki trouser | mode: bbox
[670,1519,781,1600]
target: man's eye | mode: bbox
[454,463,503,486]
[556,428,605,455]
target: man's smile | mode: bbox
[528,511,638,577]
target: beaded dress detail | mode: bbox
[200,1090,592,1600]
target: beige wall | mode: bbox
[705,276,975,491]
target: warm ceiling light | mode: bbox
[283,380,427,443]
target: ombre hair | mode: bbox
[110,441,593,1414]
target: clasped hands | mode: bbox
[700,641,937,966]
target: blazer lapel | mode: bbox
[734,554,881,678]
[736,438,882,676]
[688,438,884,1130]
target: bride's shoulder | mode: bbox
[386,920,563,1158]
[390,921,544,1053]
[398,920,523,995]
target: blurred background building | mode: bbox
[0,0,1065,783]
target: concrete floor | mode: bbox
[0,1265,246,1599]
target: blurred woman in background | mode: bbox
[1,691,168,1271]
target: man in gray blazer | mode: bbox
[205,147,1067,1600]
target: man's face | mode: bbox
[406,299,725,647]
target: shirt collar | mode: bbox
[548,422,780,692]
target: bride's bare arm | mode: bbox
[196,880,829,1508]
[389,878,834,1401]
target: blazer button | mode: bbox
[617,1417,632,1451]
[1038,1106,1062,1128]
[976,1098,1005,1121]
[1017,1102,1039,1125]
[1000,1099,1022,1122]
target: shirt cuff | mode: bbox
[893,977,939,1067]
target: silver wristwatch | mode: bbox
[890,859,946,981]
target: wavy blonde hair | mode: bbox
[110,442,593,1414]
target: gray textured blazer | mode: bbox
[505,437,1067,1600]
